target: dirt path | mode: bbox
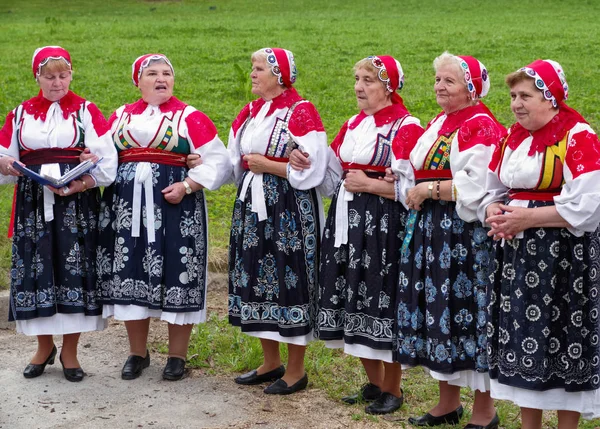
[0,274,391,429]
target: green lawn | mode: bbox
[1,1,600,426]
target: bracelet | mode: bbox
[427,182,434,199]
[436,180,441,200]
[81,179,88,191]
[451,181,458,201]
[394,179,402,202]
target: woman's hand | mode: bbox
[80,148,99,163]
[343,169,372,193]
[186,153,203,169]
[162,182,187,205]
[0,156,23,176]
[289,149,311,171]
[47,174,93,196]
[405,182,429,211]
[243,154,272,174]
[486,204,533,240]
[382,167,398,183]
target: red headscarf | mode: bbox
[31,46,71,78]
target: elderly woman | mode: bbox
[227,48,328,395]
[0,46,117,381]
[483,60,600,429]
[96,54,231,381]
[292,55,423,414]
[392,53,505,428]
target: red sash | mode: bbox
[118,148,187,167]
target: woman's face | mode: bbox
[38,70,72,102]
[434,63,470,114]
[250,57,280,100]
[139,62,174,105]
[354,67,390,115]
[510,79,557,132]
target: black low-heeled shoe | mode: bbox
[365,390,404,415]
[464,413,500,429]
[341,382,382,405]
[23,345,57,379]
[234,365,285,385]
[263,373,308,395]
[59,354,85,382]
[121,350,150,380]
[408,405,464,427]
[162,357,186,381]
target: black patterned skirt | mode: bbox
[228,172,320,340]
[393,198,492,375]
[9,164,101,322]
[487,200,600,392]
[317,183,407,354]
[96,162,208,313]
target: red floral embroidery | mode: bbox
[565,129,600,179]
[22,90,85,121]
[0,110,15,149]
[249,87,303,119]
[457,116,506,152]
[392,122,424,160]
[288,102,324,137]
[86,103,110,137]
[185,110,218,149]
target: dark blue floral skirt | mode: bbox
[487,200,600,392]
[9,164,101,321]
[317,184,407,351]
[228,172,319,338]
[96,162,207,313]
[393,198,492,374]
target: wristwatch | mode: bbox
[182,180,192,195]
[428,182,434,199]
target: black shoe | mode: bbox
[23,345,57,379]
[121,351,150,380]
[263,373,308,395]
[341,382,382,405]
[464,413,500,429]
[365,391,404,415]
[409,405,464,427]
[162,357,186,381]
[234,365,285,385]
[59,354,85,382]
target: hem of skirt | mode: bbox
[229,318,312,338]
[10,309,103,322]
[99,301,204,313]
[490,373,599,393]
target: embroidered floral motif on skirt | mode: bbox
[228,172,319,338]
[317,183,407,351]
[9,164,101,321]
[96,162,207,312]
[488,200,600,391]
[393,198,492,373]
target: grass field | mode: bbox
[1,0,600,427]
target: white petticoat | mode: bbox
[245,330,314,346]
[323,339,393,363]
[401,365,490,392]
[16,313,106,336]
[103,304,206,325]
[490,380,600,420]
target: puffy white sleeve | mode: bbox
[0,107,19,184]
[554,123,600,235]
[451,115,505,222]
[390,117,424,209]
[227,104,250,186]
[286,101,329,190]
[183,107,232,191]
[316,146,343,198]
[82,102,118,187]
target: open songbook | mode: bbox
[12,159,101,188]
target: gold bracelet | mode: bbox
[427,182,434,199]
[81,179,87,191]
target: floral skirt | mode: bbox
[487,201,600,392]
[393,198,493,374]
[9,165,101,322]
[228,172,319,338]
[97,162,208,314]
[317,185,407,353]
